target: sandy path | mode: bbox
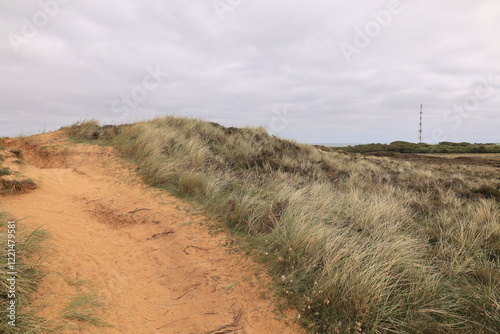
[0,132,302,334]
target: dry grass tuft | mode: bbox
[64,120,121,141]
[0,216,50,333]
[0,178,37,195]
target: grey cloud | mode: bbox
[0,0,498,143]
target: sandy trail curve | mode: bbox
[0,132,303,334]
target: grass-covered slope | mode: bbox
[66,118,499,334]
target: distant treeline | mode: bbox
[332,141,500,154]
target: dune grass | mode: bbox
[0,214,50,333]
[65,118,499,333]
[60,294,109,327]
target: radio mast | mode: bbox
[418,104,423,143]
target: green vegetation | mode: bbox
[60,295,108,327]
[66,118,499,333]
[0,167,12,176]
[0,215,49,333]
[331,141,500,154]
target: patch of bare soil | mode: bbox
[0,132,303,334]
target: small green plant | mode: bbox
[222,281,239,291]
[0,166,12,176]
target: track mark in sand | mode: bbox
[147,231,175,240]
[0,132,304,334]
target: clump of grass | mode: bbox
[0,179,37,195]
[60,295,109,327]
[64,117,500,333]
[0,166,12,176]
[64,120,121,141]
[472,185,500,200]
[0,214,50,333]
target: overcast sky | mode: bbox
[1,0,499,144]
